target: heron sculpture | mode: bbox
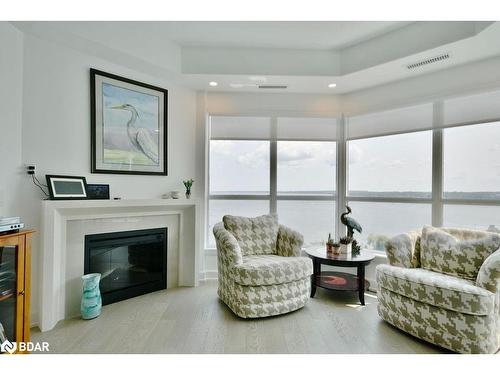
[110,104,159,164]
[341,205,362,239]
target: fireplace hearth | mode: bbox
[84,228,167,305]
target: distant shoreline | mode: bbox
[210,190,500,200]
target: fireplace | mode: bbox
[84,228,167,305]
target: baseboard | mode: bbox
[200,270,218,281]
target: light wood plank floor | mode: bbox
[31,280,445,354]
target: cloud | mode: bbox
[386,159,405,168]
[324,148,336,166]
[210,141,234,156]
[237,144,269,167]
[348,144,363,164]
[277,143,314,166]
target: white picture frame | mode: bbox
[45,175,88,200]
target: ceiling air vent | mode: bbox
[258,85,288,89]
[407,53,450,70]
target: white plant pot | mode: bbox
[340,243,352,255]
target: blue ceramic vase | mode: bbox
[81,273,102,320]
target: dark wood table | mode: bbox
[305,248,375,305]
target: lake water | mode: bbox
[207,199,500,249]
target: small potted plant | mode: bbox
[332,241,341,256]
[326,233,334,254]
[339,236,352,255]
[183,179,194,199]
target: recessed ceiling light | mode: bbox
[209,81,218,87]
[328,83,337,88]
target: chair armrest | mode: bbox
[213,223,243,266]
[385,230,421,268]
[276,224,304,257]
[477,249,500,294]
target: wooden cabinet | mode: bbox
[0,230,33,354]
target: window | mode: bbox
[207,91,500,253]
[346,131,433,249]
[443,205,500,233]
[207,116,337,248]
[276,140,336,246]
[348,131,432,198]
[277,200,335,247]
[443,122,500,200]
[209,140,270,195]
[345,202,432,250]
[277,141,336,195]
[442,122,500,234]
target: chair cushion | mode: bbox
[223,214,279,256]
[231,255,313,286]
[377,264,495,315]
[385,231,421,268]
[420,226,500,280]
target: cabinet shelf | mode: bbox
[0,230,34,354]
[0,292,14,302]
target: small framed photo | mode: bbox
[86,184,110,200]
[45,175,88,200]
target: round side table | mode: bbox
[305,247,375,305]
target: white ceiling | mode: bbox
[12,21,500,94]
[152,21,410,50]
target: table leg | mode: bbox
[357,265,366,305]
[310,259,318,298]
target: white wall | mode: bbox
[0,23,24,217]
[17,33,197,325]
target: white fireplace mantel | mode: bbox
[39,199,202,332]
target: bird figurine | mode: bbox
[341,205,362,240]
[110,103,159,164]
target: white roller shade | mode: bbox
[443,89,500,126]
[346,103,434,139]
[210,116,271,140]
[277,117,337,141]
[211,116,337,141]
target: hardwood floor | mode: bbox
[31,280,445,354]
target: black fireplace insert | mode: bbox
[84,228,167,305]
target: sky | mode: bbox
[209,121,500,194]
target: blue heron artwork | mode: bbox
[91,69,168,175]
[102,83,160,166]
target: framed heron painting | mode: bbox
[90,68,168,175]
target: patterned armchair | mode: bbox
[213,214,313,318]
[376,225,500,353]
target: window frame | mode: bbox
[205,102,500,251]
[345,127,434,248]
[345,102,500,248]
[207,114,339,248]
[440,120,500,232]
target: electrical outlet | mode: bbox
[26,165,36,175]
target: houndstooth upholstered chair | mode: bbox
[376,225,500,353]
[213,214,313,318]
